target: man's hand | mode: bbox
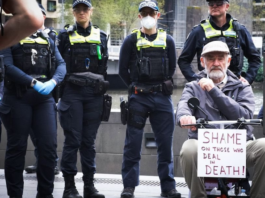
[0,0,43,50]
[180,115,197,131]
[198,78,215,92]
[239,76,249,84]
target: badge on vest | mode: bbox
[31,49,38,65]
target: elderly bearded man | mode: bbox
[176,41,265,198]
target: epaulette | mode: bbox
[45,27,58,36]
[64,24,70,30]
[232,19,241,31]
[51,29,58,35]
[100,30,107,36]
[131,28,139,33]
[93,25,99,29]
[66,25,76,34]
[43,28,51,35]
[200,19,206,24]
[158,28,165,32]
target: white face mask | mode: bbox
[141,15,157,29]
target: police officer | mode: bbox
[25,3,60,176]
[118,1,181,198]
[0,6,66,198]
[178,0,261,84]
[57,0,109,198]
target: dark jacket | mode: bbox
[178,14,261,84]
[118,30,177,87]
[176,70,255,141]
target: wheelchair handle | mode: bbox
[181,118,263,127]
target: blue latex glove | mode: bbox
[39,80,56,95]
[33,81,44,92]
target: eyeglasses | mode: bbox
[74,7,91,13]
[140,11,157,17]
[208,1,226,7]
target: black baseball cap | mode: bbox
[72,0,92,8]
[139,0,159,12]
[206,0,229,2]
[38,4,46,16]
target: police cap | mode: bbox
[139,0,159,12]
[38,4,46,16]
[72,0,92,8]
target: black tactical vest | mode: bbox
[201,19,243,77]
[129,29,169,83]
[63,26,106,75]
[12,33,55,79]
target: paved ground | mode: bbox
[0,170,190,198]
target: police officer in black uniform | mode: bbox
[119,1,181,198]
[57,0,109,198]
[0,6,66,198]
[178,0,261,84]
[25,3,60,176]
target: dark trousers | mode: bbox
[0,89,57,197]
[122,92,176,192]
[29,129,59,165]
[58,83,103,177]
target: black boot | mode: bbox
[120,188,135,198]
[83,176,105,198]
[62,175,82,198]
[36,193,54,198]
[161,189,181,198]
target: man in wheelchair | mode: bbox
[176,41,265,198]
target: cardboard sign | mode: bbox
[197,129,246,178]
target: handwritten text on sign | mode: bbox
[197,129,246,178]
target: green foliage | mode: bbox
[242,57,264,82]
[57,0,75,27]
[228,1,252,29]
[91,0,121,31]
[93,0,164,34]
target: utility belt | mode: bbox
[65,74,109,95]
[5,79,60,100]
[65,74,112,121]
[5,77,37,98]
[130,79,174,96]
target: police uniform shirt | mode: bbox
[178,13,261,84]
[119,31,176,86]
